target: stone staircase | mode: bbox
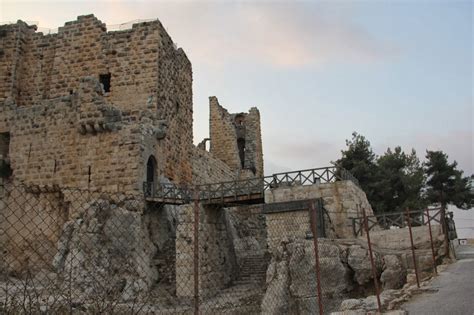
[234,254,269,286]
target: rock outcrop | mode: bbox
[381,255,407,290]
[262,239,353,314]
[260,232,444,314]
[53,197,177,300]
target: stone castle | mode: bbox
[0,14,263,192]
[0,15,446,314]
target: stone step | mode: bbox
[237,254,269,284]
[239,275,266,279]
[240,263,267,267]
[233,280,265,286]
[240,270,267,274]
[239,272,267,276]
[237,276,264,280]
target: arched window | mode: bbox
[146,155,157,183]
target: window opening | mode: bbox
[147,155,157,183]
[99,73,111,93]
[237,138,245,169]
[0,132,11,178]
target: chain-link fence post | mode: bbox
[309,200,324,315]
[362,207,381,313]
[193,191,200,315]
[405,207,420,288]
[425,208,438,275]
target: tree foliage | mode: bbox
[335,132,378,209]
[336,132,472,214]
[424,150,473,209]
[374,147,425,214]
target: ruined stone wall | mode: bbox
[0,15,193,188]
[209,97,240,172]
[243,107,264,178]
[265,181,374,241]
[175,203,236,298]
[191,146,236,185]
[209,96,264,179]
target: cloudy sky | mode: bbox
[1,0,472,176]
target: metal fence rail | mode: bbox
[144,166,360,205]
[352,207,442,237]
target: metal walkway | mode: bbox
[143,166,359,206]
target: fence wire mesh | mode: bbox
[0,184,447,314]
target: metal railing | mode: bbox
[352,207,442,237]
[144,166,360,204]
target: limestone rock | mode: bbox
[347,245,382,286]
[53,199,157,299]
[261,260,290,315]
[262,240,351,314]
[288,241,351,298]
[381,255,407,289]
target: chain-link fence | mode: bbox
[0,184,447,314]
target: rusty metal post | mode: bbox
[362,207,381,313]
[425,208,438,275]
[193,191,200,315]
[406,207,420,288]
[309,201,324,315]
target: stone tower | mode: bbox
[0,15,193,192]
[209,96,264,179]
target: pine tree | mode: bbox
[424,150,473,209]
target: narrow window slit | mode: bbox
[99,73,111,93]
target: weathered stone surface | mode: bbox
[175,203,237,298]
[209,97,264,179]
[0,15,194,191]
[368,225,443,251]
[261,260,291,315]
[381,255,407,289]
[288,241,352,298]
[265,181,375,239]
[262,240,353,314]
[347,245,382,286]
[50,198,177,300]
[0,15,266,292]
[340,289,402,311]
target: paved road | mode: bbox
[402,246,474,315]
[455,244,474,260]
